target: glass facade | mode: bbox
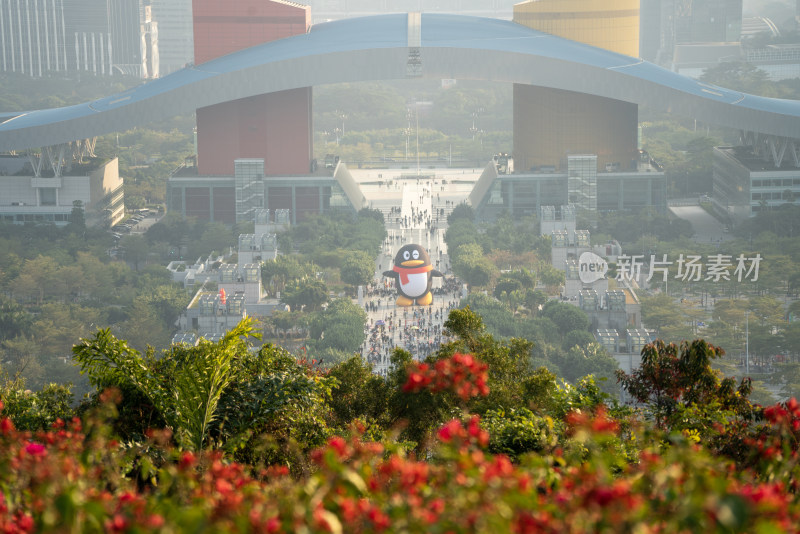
[474,168,665,221]
[596,329,619,353]
[567,155,597,212]
[265,179,352,224]
[475,174,568,221]
[596,173,667,213]
[234,159,265,223]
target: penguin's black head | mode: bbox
[394,244,431,268]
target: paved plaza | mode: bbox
[352,168,478,374]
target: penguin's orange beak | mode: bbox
[401,260,424,267]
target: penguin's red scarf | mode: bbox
[393,264,432,284]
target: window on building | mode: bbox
[40,188,57,206]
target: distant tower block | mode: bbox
[512,0,639,173]
[192,0,312,176]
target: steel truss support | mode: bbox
[739,131,800,168]
[24,138,97,177]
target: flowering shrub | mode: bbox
[2,393,800,533]
[403,352,489,401]
[6,325,800,533]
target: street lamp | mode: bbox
[405,107,413,161]
[336,110,347,139]
[745,309,750,375]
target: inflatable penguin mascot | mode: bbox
[383,244,443,306]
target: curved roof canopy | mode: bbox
[1,13,799,151]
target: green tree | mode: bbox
[13,255,58,304]
[0,295,33,341]
[700,62,772,95]
[308,298,367,353]
[444,218,480,253]
[262,255,314,295]
[451,243,497,288]
[140,284,192,328]
[0,336,43,386]
[120,234,149,271]
[553,343,620,396]
[73,318,261,450]
[340,250,376,290]
[212,341,335,465]
[0,378,74,431]
[524,289,548,316]
[541,301,590,339]
[617,339,755,455]
[68,200,86,230]
[642,293,686,337]
[281,277,329,312]
[447,203,474,224]
[562,329,597,351]
[537,264,565,291]
[121,297,172,353]
[326,356,390,429]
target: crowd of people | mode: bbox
[358,179,467,375]
[360,280,463,375]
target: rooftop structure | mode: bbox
[1,13,799,152]
[0,154,124,227]
[713,145,800,224]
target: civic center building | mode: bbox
[1,0,799,228]
[470,0,665,221]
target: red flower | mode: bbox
[15,513,34,532]
[467,415,490,447]
[215,479,234,494]
[368,506,391,531]
[327,436,349,459]
[787,397,800,418]
[438,419,466,443]
[146,514,165,528]
[404,354,490,401]
[0,417,14,434]
[179,451,196,470]
[106,514,127,532]
[24,442,46,457]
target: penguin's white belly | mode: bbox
[399,272,428,297]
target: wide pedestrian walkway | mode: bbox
[355,174,472,375]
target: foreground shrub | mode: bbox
[2,395,800,533]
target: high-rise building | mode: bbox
[0,0,157,78]
[192,0,312,177]
[673,0,742,44]
[0,0,69,76]
[640,0,676,64]
[149,0,193,75]
[512,0,640,173]
[642,0,743,67]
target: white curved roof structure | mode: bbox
[1,13,799,151]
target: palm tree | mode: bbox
[73,318,259,450]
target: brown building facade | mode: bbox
[512,0,640,172]
[192,0,312,177]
